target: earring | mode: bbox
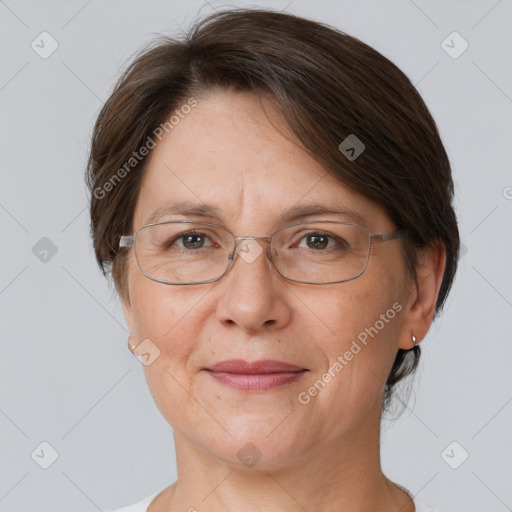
[411,333,417,348]
[127,335,138,354]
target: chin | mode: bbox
[194,421,311,471]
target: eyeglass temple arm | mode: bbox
[119,235,135,247]
[371,229,408,243]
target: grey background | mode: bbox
[1,0,511,511]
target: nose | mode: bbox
[214,238,292,333]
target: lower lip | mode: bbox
[205,370,307,391]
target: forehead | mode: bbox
[132,90,387,232]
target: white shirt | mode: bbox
[106,488,439,512]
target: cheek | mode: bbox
[133,306,194,431]
[127,272,211,422]
[326,279,402,346]
[128,263,190,340]
[316,272,405,383]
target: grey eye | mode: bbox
[181,233,206,249]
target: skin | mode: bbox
[120,89,446,512]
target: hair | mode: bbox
[86,8,459,413]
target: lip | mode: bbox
[207,359,306,373]
[203,359,308,391]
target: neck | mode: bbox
[152,404,415,512]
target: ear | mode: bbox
[397,241,447,350]
[120,292,138,354]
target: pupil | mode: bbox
[183,234,204,249]
[307,234,328,250]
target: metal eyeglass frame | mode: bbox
[119,219,408,285]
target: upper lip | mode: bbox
[205,359,307,374]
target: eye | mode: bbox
[298,232,349,251]
[165,231,215,250]
[304,233,329,250]
[180,233,208,249]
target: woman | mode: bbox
[87,8,459,512]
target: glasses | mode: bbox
[119,220,408,285]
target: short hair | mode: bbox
[86,8,460,412]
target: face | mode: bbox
[121,89,416,470]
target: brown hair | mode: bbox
[86,8,459,412]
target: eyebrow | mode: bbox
[145,200,369,227]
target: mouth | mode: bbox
[202,359,309,391]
